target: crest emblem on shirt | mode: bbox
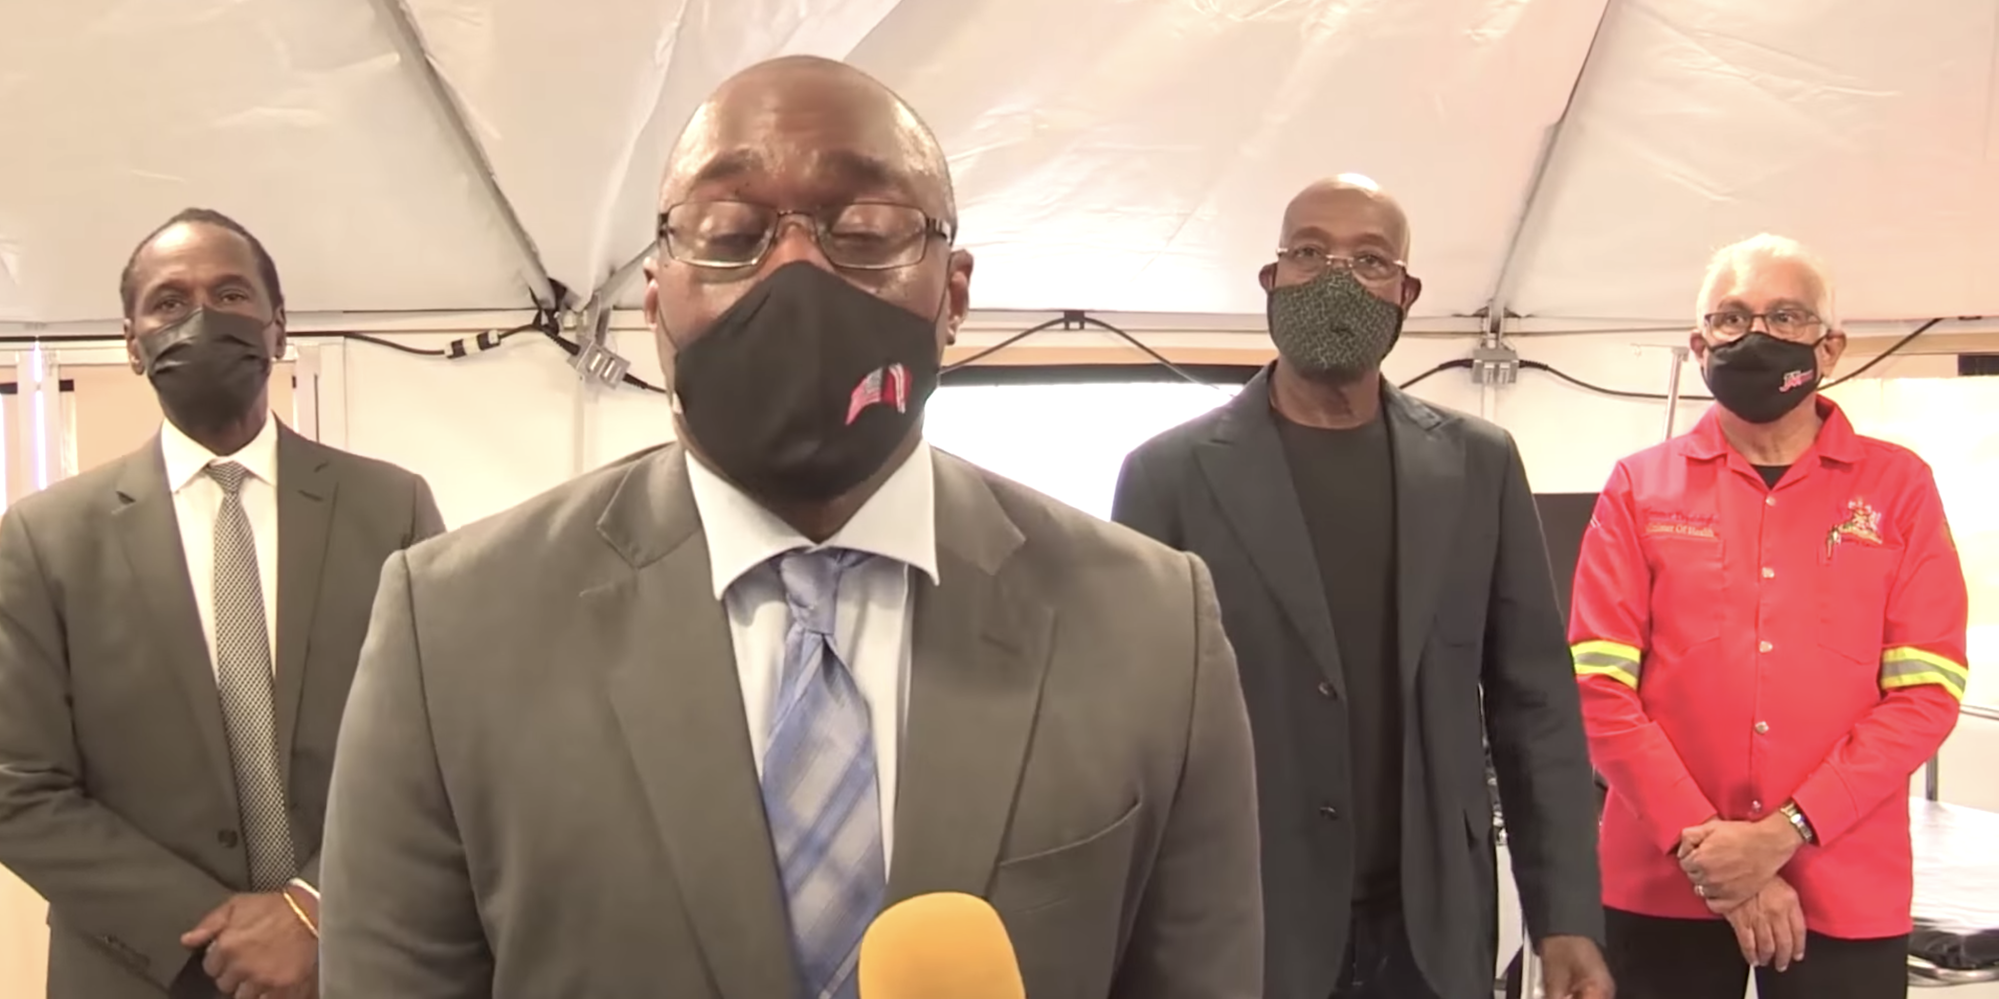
[1826,498,1883,556]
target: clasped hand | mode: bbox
[1677,817,1808,969]
[181,891,319,999]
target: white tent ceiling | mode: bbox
[2,0,1995,329]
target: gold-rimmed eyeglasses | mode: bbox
[1274,246,1406,283]
[659,200,955,270]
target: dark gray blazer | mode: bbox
[317,443,1263,999]
[0,425,444,999]
[1112,367,1603,999]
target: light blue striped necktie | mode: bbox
[761,548,886,999]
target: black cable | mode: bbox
[322,305,1949,408]
[1517,317,1943,401]
[940,316,1069,372]
[1071,313,1224,389]
[343,323,542,358]
[942,311,1225,390]
[1398,359,1473,390]
[1822,318,1942,386]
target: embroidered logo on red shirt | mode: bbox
[1643,511,1718,540]
[1826,498,1883,557]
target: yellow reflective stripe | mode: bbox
[1879,647,1969,700]
[1573,640,1642,689]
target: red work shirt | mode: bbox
[1569,398,1968,939]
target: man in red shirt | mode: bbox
[1569,234,1969,999]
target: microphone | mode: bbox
[858,892,1025,999]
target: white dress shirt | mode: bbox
[684,444,938,871]
[161,415,281,674]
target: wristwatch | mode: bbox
[1779,802,1817,845]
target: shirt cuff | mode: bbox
[286,878,319,900]
[1788,775,1858,847]
[1645,774,1721,855]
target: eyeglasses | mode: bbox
[1273,246,1406,283]
[1703,309,1824,339]
[659,200,955,270]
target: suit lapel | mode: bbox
[1385,387,1463,690]
[111,443,238,811]
[272,427,336,790]
[587,446,796,999]
[1193,371,1346,694]
[887,453,1053,902]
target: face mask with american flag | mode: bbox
[670,261,943,503]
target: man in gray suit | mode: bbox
[0,209,446,999]
[1111,176,1610,999]
[317,56,1262,999]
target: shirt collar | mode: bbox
[685,443,940,600]
[1684,396,1865,464]
[159,414,282,494]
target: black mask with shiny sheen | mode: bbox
[1702,331,1822,424]
[133,309,275,438]
[669,262,943,504]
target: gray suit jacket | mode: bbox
[318,443,1262,999]
[1112,369,1603,999]
[0,425,445,999]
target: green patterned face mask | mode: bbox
[1266,270,1404,377]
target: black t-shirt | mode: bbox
[1275,412,1402,901]
[1755,464,1788,489]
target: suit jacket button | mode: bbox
[1319,804,1340,819]
[217,829,239,848]
[1316,681,1335,698]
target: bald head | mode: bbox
[1279,174,1411,260]
[644,55,976,410]
[661,56,955,223]
[1262,173,1421,311]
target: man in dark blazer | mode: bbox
[316,56,1261,999]
[0,209,445,999]
[1112,176,1609,999]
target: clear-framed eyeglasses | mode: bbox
[658,200,955,271]
[1274,246,1406,283]
[1702,308,1824,341]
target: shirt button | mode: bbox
[1755,721,1769,734]
[1766,495,1777,507]
[1761,567,1775,579]
[1319,804,1340,820]
[216,829,239,848]
[1751,800,1764,813]
[1758,640,1774,653]
[1316,681,1335,699]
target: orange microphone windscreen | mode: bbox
[857,892,1026,999]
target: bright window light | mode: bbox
[924,381,1240,520]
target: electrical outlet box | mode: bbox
[1471,342,1520,385]
[572,340,631,387]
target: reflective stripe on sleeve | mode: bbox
[1573,640,1642,689]
[1880,647,1969,700]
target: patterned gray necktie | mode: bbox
[206,461,295,890]
[760,548,885,999]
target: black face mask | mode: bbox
[669,262,943,504]
[1702,331,1822,424]
[133,309,276,438]
[1266,269,1405,378]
